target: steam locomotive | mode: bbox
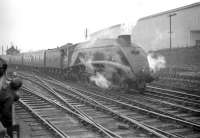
[1,35,154,91]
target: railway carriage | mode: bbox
[45,48,65,73]
[23,53,33,68]
[9,54,23,68]
[30,50,45,69]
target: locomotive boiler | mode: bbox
[1,35,154,91]
[67,35,153,90]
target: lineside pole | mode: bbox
[169,13,176,50]
[12,103,20,138]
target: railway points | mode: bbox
[18,87,113,138]
[19,72,168,138]
[16,71,200,138]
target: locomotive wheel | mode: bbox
[85,76,91,86]
[136,80,146,93]
[120,82,129,93]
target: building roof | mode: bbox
[139,2,200,21]
[6,46,20,55]
[90,24,121,37]
[59,43,73,49]
[7,46,16,51]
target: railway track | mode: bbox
[151,76,200,94]
[145,85,200,109]
[17,71,200,137]
[72,85,200,125]
[54,82,200,127]
[40,76,200,138]
[19,73,167,138]
[18,87,115,138]
[15,102,62,138]
[37,73,200,113]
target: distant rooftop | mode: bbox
[139,2,200,21]
[6,46,20,55]
[90,24,121,36]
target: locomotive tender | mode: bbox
[1,35,154,91]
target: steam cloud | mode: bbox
[90,72,111,89]
[78,39,125,89]
[80,57,112,89]
[80,57,94,71]
[147,53,166,73]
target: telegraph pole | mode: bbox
[169,13,176,50]
[2,46,3,55]
[85,28,88,40]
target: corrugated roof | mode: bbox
[139,2,200,21]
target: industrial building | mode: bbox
[89,24,132,40]
[90,24,121,40]
[6,45,20,55]
[132,2,200,52]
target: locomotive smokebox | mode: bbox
[118,35,131,44]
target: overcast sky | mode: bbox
[0,0,199,52]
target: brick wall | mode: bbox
[155,47,200,70]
